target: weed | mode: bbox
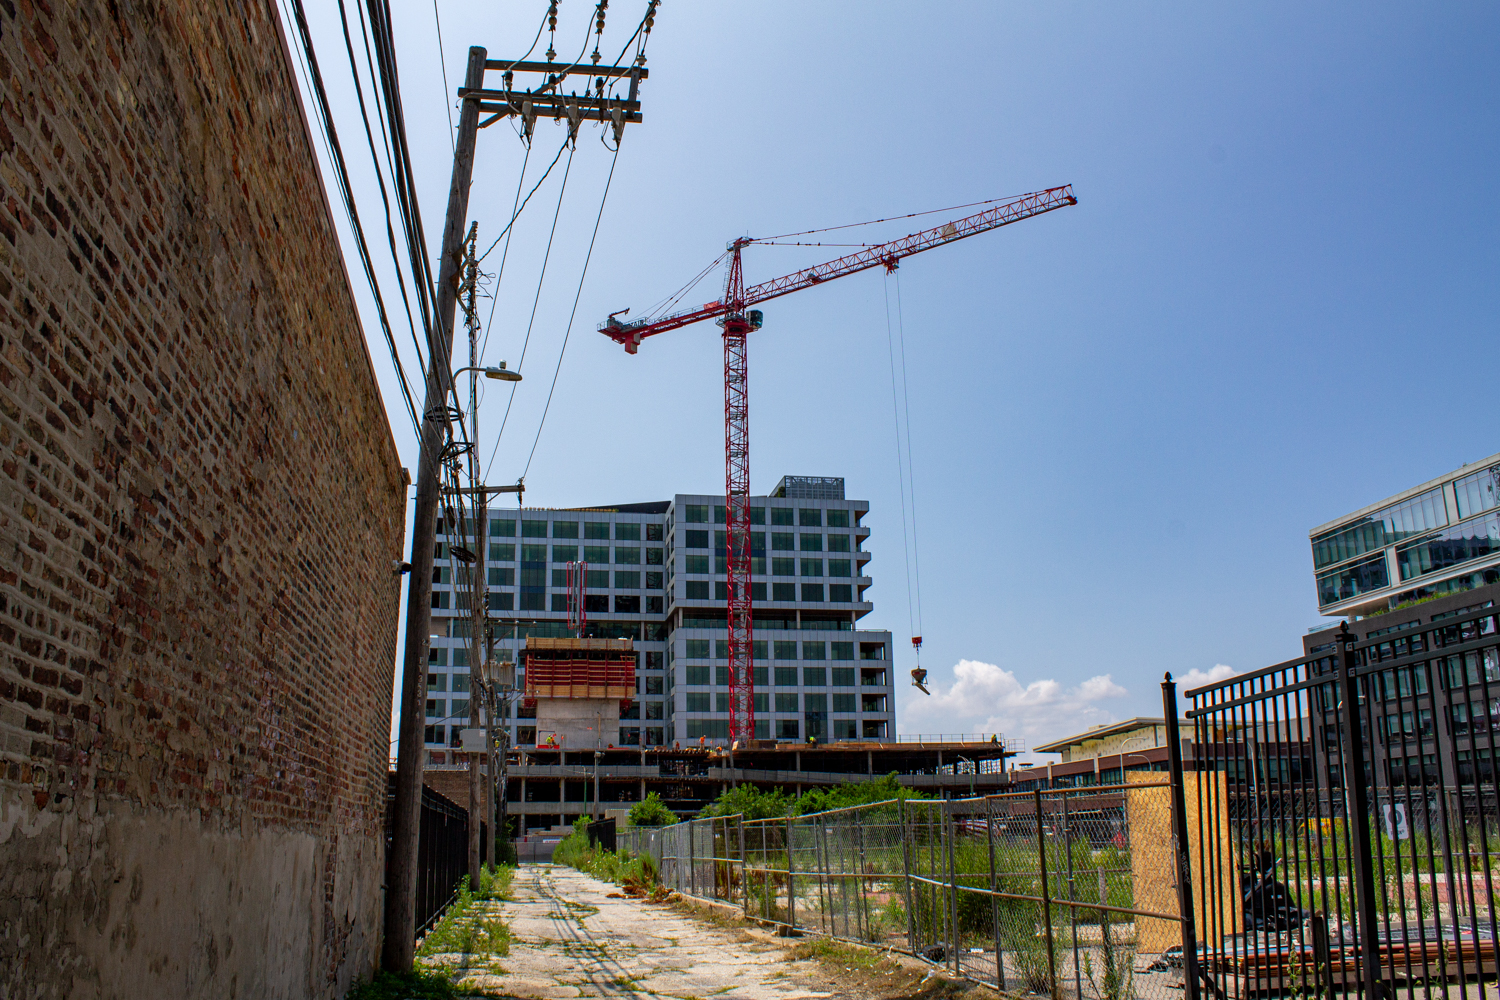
[342,968,507,1000]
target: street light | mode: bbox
[593,751,604,821]
[453,362,523,382]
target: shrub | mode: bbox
[628,791,677,827]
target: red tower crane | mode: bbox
[599,185,1077,743]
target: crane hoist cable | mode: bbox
[884,270,926,694]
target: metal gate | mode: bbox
[1168,604,1499,1000]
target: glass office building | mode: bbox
[1310,453,1500,618]
[423,475,894,759]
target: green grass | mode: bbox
[415,869,514,960]
[789,937,898,971]
[343,968,507,1000]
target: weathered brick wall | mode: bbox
[0,1,407,997]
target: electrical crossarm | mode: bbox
[598,184,1077,743]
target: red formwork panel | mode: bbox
[524,637,635,700]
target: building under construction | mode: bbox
[422,475,895,757]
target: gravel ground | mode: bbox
[422,863,986,1000]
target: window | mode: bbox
[646,548,664,564]
[829,585,853,602]
[754,692,769,714]
[612,571,640,590]
[686,639,711,658]
[685,581,709,600]
[432,567,451,584]
[772,582,796,601]
[647,595,664,614]
[826,509,849,528]
[431,592,449,609]
[1311,486,1448,569]
[715,582,729,601]
[644,700,665,719]
[618,727,641,745]
[615,547,640,565]
[685,530,709,549]
[799,509,822,527]
[645,676,664,695]
[585,570,610,589]
[802,584,825,602]
[1397,511,1500,582]
[425,725,445,744]
[774,666,798,686]
[645,727,665,746]
[615,595,641,613]
[714,505,726,523]
[451,649,468,667]
[828,559,852,577]
[831,668,856,687]
[684,504,709,523]
[428,648,448,666]
[521,544,548,563]
[779,719,800,739]
[686,693,711,712]
[803,666,827,686]
[714,639,730,659]
[451,699,469,717]
[549,545,576,564]
[585,595,608,613]
[774,641,798,660]
[715,665,730,685]
[803,643,827,662]
[646,571,663,590]
[551,569,568,587]
[716,692,729,713]
[771,532,794,551]
[615,522,641,541]
[804,693,827,712]
[489,543,515,561]
[646,523,664,541]
[831,643,854,661]
[827,534,850,552]
[751,582,767,601]
[775,693,799,713]
[800,534,823,552]
[684,555,710,574]
[771,557,796,577]
[583,545,609,564]
[488,593,513,611]
[488,567,514,586]
[862,694,887,712]
[833,693,856,713]
[426,699,444,718]
[754,665,769,685]
[427,673,447,692]
[1317,553,1389,607]
[550,593,570,612]
[490,519,515,537]
[584,521,611,539]
[522,520,548,537]
[801,558,824,577]
[750,507,765,524]
[552,520,579,538]
[771,508,794,526]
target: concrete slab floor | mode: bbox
[421,863,929,1000]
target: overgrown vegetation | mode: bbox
[627,791,677,827]
[344,968,502,1000]
[554,817,664,898]
[697,772,931,820]
[415,866,515,965]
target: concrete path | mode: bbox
[430,864,865,999]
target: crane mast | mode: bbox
[600,186,1077,744]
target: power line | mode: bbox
[752,194,1032,243]
[487,145,576,472]
[523,146,621,477]
[432,0,455,152]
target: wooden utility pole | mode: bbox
[384,46,487,974]
[461,223,485,888]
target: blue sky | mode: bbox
[288,2,1499,755]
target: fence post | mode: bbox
[738,814,747,915]
[945,803,959,975]
[786,815,796,930]
[898,797,918,956]
[1312,910,1332,997]
[855,815,870,943]
[1163,674,1202,1000]
[689,820,696,898]
[1336,622,1386,1000]
[1034,787,1058,1000]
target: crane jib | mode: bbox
[597,184,1075,348]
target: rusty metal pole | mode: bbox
[384,46,487,973]
[1034,788,1058,1000]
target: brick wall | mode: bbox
[0,1,407,997]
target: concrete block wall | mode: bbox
[0,1,407,997]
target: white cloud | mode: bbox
[1175,664,1238,691]
[898,659,1129,746]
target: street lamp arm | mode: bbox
[454,362,523,382]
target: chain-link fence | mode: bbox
[617,785,1187,999]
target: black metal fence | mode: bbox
[384,776,482,935]
[1169,603,1499,1000]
